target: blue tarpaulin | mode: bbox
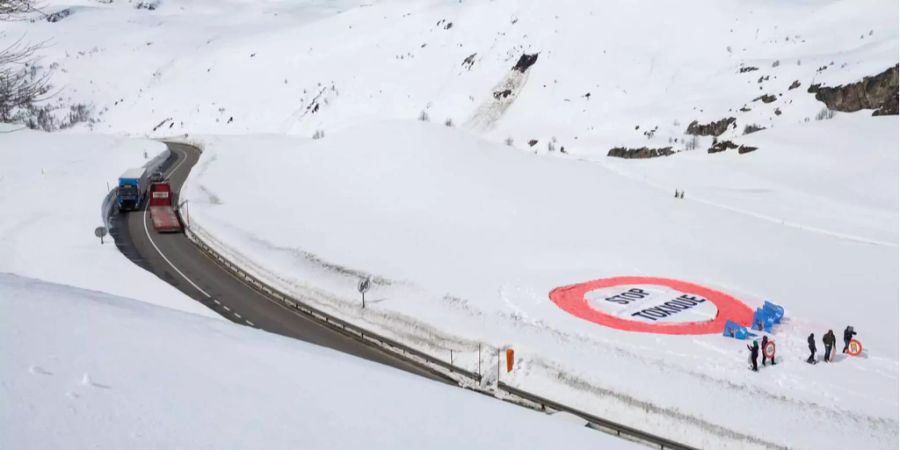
[763,300,784,323]
[751,300,785,331]
[722,320,755,340]
[752,308,775,332]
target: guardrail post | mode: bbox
[497,348,501,384]
[477,344,482,379]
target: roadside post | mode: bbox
[94,226,108,244]
[179,200,190,229]
[357,276,371,309]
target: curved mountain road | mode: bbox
[110,142,452,383]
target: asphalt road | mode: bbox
[110,142,451,383]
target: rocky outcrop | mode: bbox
[686,117,736,136]
[493,89,512,99]
[789,80,801,90]
[808,65,898,115]
[608,146,674,159]
[754,94,777,104]
[46,8,73,22]
[512,53,539,73]
[708,140,738,154]
[743,124,765,135]
[461,53,477,70]
[739,66,759,73]
[707,141,758,154]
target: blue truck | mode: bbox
[116,167,149,212]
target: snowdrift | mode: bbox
[0,273,631,449]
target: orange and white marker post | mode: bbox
[497,347,516,383]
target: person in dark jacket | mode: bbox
[747,340,759,371]
[842,326,857,353]
[823,330,836,362]
[761,335,774,366]
[807,333,816,363]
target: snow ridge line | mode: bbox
[179,216,697,450]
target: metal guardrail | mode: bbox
[498,382,699,450]
[176,199,698,450]
[183,225,483,384]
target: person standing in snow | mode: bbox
[823,330,836,362]
[807,333,817,364]
[747,340,759,371]
[761,335,772,366]
[842,326,857,353]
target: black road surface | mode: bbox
[110,142,451,382]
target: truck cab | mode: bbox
[117,167,148,212]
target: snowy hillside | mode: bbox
[183,116,897,449]
[0,273,633,450]
[0,0,897,449]
[3,0,897,148]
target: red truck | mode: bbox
[148,182,182,233]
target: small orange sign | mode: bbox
[505,348,514,372]
[847,339,863,356]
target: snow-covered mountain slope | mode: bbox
[0,125,212,317]
[4,0,897,148]
[183,117,897,449]
[0,273,633,450]
[1,0,896,449]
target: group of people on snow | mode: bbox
[746,326,856,371]
[746,334,776,371]
[807,326,856,364]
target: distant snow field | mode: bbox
[0,0,897,448]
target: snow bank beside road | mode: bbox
[0,273,630,450]
[0,127,212,317]
[184,120,898,449]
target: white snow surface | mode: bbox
[183,115,898,450]
[1,0,896,143]
[0,273,632,450]
[1,0,897,448]
[0,126,213,317]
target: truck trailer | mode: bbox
[116,167,149,212]
[148,182,182,233]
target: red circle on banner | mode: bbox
[847,339,863,356]
[763,341,776,358]
[549,276,753,335]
